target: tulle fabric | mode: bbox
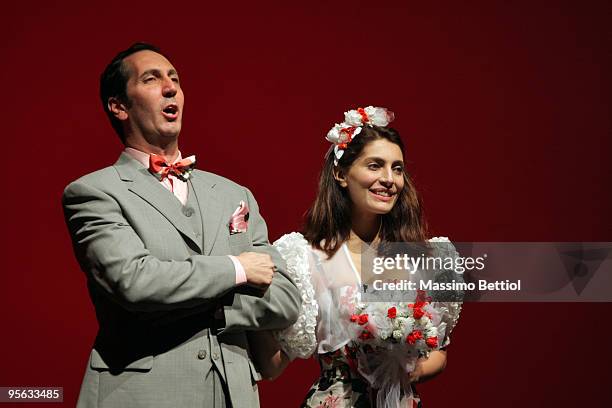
[274,233,462,407]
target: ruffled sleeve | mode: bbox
[272,233,318,360]
[428,237,463,348]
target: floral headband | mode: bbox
[325,106,395,165]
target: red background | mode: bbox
[1,1,611,406]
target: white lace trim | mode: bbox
[273,232,318,360]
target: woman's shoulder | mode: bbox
[274,232,308,247]
[428,236,452,242]
[274,232,326,258]
[427,236,458,255]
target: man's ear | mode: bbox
[108,97,128,121]
[333,167,348,188]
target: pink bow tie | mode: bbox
[148,154,196,182]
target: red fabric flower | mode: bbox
[387,307,397,319]
[358,314,369,325]
[406,330,423,345]
[413,307,425,320]
[357,107,369,123]
[426,336,438,348]
[350,314,359,323]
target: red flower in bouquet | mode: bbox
[412,307,425,320]
[387,307,397,319]
[350,314,359,323]
[426,336,438,348]
[406,330,423,345]
[358,314,369,325]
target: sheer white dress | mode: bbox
[274,233,462,408]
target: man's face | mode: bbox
[120,50,184,142]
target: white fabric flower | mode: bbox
[344,110,364,127]
[392,330,403,340]
[393,316,406,329]
[365,106,392,126]
[326,123,359,145]
[325,106,394,166]
[405,316,415,331]
[326,123,344,144]
[379,329,391,340]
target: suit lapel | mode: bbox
[190,173,224,255]
[113,152,203,254]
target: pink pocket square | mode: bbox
[229,201,249,234]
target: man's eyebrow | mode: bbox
[139,69,161,79]
[138,68,179,79]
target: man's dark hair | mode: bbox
[99,42,163,142]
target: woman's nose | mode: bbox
[379,168,393,186]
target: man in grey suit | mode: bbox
[62,43,300,408]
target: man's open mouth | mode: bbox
[162,104,179,120]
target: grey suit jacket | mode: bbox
[63,152,300,408]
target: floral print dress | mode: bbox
[301,345,422,408]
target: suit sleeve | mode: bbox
[219,188,301,333]
[62,180,237,313]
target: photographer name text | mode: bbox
[372,279,521,292]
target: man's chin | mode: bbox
[159,124,182,139]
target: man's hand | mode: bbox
[237,252,276,289]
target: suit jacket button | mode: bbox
[212,352,219,360]
[183,207,194,217]
[197,350,207,360]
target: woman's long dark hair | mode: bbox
[304,125,427,257]
[303,125,428,258]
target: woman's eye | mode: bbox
[393,166,404,173]
[368,163,380,170]
[144,77,155,83]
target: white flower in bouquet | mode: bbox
[392,330,403,340]
[393,317,407,330]
[404,316,415,333]
[380,329,391,340]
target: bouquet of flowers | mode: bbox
[346,290,448,408]
[349,290,442,350]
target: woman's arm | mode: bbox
[409,350,447,384]
[248,331,292,381]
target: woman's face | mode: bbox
[336,138,405,217]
